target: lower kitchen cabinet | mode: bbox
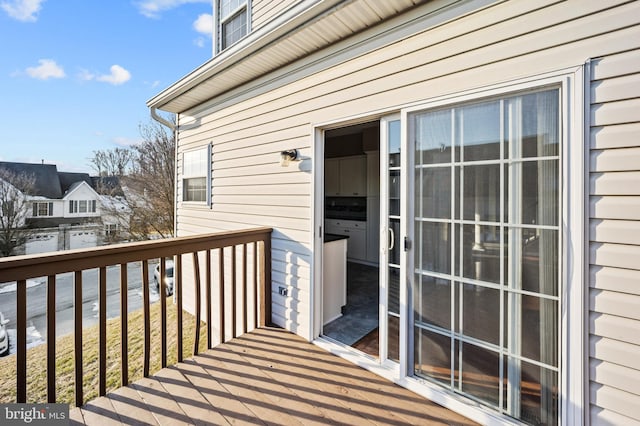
[325,219,367,262]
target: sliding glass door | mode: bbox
[408,88,561,424]
[380,115,401,363]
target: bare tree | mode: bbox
[98,118,175,240]
[0,170,35,256]
[90,147,133,176]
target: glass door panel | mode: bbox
[380,116,401,363]
[409,88,561,425]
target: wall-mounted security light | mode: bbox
[280,149,299,167]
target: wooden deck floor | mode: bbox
[69,327,477,425]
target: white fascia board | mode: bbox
[147,0,344,111]
[62,181,99,200]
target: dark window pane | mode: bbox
[184,177,207,202]
[519,160,559,226]
[416,167,451,219]
[222,9,247,50]
[462,164,502,222]
[461,224,502,284]
[460,342,501,406]
[414,328,452,386]
[414,109,452,165]
[520,295,558,366]
[516,360,558,425]
[519,228,558,296]
[418,221,451,275]
[461,284,500,345]
[520,90,559,158]
[414,275,451,329]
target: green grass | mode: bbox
[0,298,207,406]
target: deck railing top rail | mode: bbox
[0,227,273,283]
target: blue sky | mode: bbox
[0,0,213,173]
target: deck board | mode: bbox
[70,327,477,425]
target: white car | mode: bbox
[0,311,10,357]
[154,259,174,296]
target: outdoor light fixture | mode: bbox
[280,149,298,167]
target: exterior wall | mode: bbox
[63,183,101,219]
[251,0,298,32]
[588,48,640,425]
[175,0,640,421]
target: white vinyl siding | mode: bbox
[172,1,640,422]
[251,0,297,32]
[588,47,640,424]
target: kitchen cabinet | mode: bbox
[323,235,347,325]
[325,219,367,261]
[325,156,366,196]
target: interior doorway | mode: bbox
[320,120,381,357]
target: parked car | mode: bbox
[0,311,10,357]
[154,259,174,296]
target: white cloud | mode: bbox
[96,65,131,85]
[1,0,45,22]
[193,13,212,35]
[25,59,65,80]
[135,0,209,19]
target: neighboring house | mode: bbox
[147,1,640,425]
[0,161,127,253]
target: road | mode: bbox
[0,262,161,355]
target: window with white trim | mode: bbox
[69,200,97,214]
[32,201,53,217]
[410,87,561,425]
[215,0,250,53]
[182,146,211,203]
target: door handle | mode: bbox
[389,227,395,251]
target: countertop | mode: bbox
[324,233,349,243]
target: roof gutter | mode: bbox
[150,107,176,131]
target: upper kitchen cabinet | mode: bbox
[325,156,366,196]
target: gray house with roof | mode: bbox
[0,161,123,254]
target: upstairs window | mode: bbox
[216,0,250,52]
[69,200,97,214]
[182,145,211,203]
[32,202,53,217]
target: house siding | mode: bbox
[251,0,298,32]
[589,47,640,425]
[173,0,640,421]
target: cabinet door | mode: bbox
[345,228,367,261]
[325,159,340,196]
[340,156,366,196]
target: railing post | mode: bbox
[206,250,212,349]
[160,257,167,368]
[231,246,236,338]
[219,248,225,344]
[259,236,272,328]
[99,267,107,396]
[47,275,56,402]
[142,259,150,377]
[192,252,201,356]
[242,244,247,335]
[120,264,129,386]
[16,279,27,403]
[176,255,183,362]
[74,271,83,406]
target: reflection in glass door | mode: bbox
[380,116,400,362]
[409,89,561,425]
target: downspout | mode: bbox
[150,107,178,237]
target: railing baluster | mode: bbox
[206,249,212,349]
[160,257,167,368]
[16,279,26,403]
[253,242,258,331]
[176,255,183,362]
[142,259,150,377]
[120,263,128,386]
[74,271,83,407]
[192,252,201,355]
[231,245,236,339]
[99,267,107,396]
[218,248,225,344]
[242,244,247,335]
[47,274,56,402]
[260,239,272,327]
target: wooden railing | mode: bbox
[0,227,272,406]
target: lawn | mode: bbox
[0,298,207,406]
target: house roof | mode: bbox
[0,161,120,199]
[0,161,63,198]
[147,0,421,114]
